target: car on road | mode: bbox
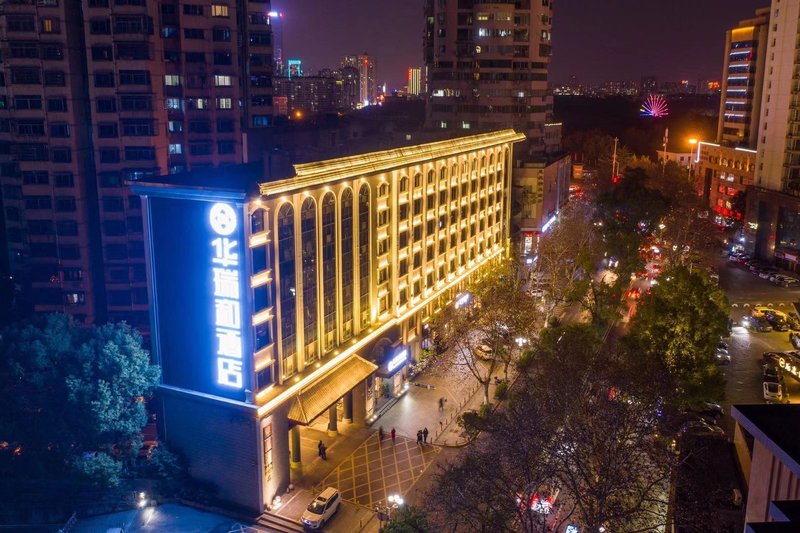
[301,487,341,530]
[751,306,778,318]
[680,419,726,439]
[741,315,773,332]
[763,381,787,403]
[786,312,800,330]
[763,365,784,385]
[715,350,731,365]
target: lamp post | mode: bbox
[687,138,698,178]
[376,494,404,527]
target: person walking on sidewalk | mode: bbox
[416,430,423,446]
[317,440,325,459]
[391,427,396,444]
[321,443,327,460]
[438,397,445,411]
[423,427,429,443]
[379,426,384,442]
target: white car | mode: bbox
[301,487,341,530]
[763,381,785,403]
[474,344,494,360]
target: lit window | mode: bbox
[169,143,182,154]
[461,122,471,129]
[165,98,182,110]
[164,75,182,86]
[214,74,232,87]
[168,120,182,132]
[211,4,229,17]
[216,97,232,109]
[190,98,209,110]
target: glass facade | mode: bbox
[340,189,354,340]
[301,198,318,362]
[321,193,337,352]
[277,204,296,377]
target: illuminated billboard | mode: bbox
[149,196,250,401]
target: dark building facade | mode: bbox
[0,0,273,328]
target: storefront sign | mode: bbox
[387,349,408,373]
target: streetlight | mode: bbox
[687,138,699,178]
[376,493,404,527]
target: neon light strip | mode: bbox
[735,147,757,154]
[696,141,720,163]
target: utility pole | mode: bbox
[611,137,619,183]
[662,128,669,177]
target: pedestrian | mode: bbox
[438,397,444,411]
[423,427,429,443]
[321,443,327,460]
[416,430,423,446]
[379,426,385,441]
[391,427,396,444]
[317,440,324,458]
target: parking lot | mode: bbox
[718,255,800,433]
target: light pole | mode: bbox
[687,138,698,179]
[376,493,404,527]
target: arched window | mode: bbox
[358,185,371,328]
[399,176,409,192]
[427,169,435,185]
[321,193,337,352]
[301,198,318,363]
[277,203,297,378]
[341,189,354,340]
[379,182,389,197]
[439,166,447,180]
[413,173,422,188]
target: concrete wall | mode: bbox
[745,439,800,523]
[160,388,261,513]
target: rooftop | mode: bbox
[732,404,800,478]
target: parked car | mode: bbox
[763,365,784,384]
[715,350,731,365]
[474,344,494,360]
[751,306,777,318]
[763,381,787,403]
[680,419,726,439]
[716,341,729,353]
[759,268,779,279]
[765,312,790,332]
[685,402,724,421]
[741,315,773,332]
[301,487,341,530]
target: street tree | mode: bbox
[535,202,603,324]
[621,266,729,405]
[431,258,540,403]
[0,314,161,485]
[380,505,431,533]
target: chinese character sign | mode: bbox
[210,203,244,389]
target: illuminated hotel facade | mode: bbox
[133,129,524,512]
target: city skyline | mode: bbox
[276,0,768,89]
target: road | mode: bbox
[718,255,800,434]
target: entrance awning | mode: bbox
[287,354,377,425]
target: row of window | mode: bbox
[168,140,237,155]
[4,95,67,111]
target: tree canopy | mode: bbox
[0,314,160,484]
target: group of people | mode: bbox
[377,426,431,445]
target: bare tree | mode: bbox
[535,202,603,324]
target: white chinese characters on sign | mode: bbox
[210,203,243,389]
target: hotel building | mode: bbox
[132,130,524,512]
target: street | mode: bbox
[718,255,800,434]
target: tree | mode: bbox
[380,505,431,533]
[535,201,603,324]
[622,266,729,405]
[431,258,540,403]
[0,314,161,484]
[427,325,674,532]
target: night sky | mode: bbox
[275,0,769,89]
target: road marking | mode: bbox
[743,303,750,307]
[731,303,739,308]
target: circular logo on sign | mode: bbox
[210,203,237,236]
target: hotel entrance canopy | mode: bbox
[287,354,377,425]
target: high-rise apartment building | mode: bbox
[407,67,421,96]
[423,0,560,158]
[717,8,769,148]
[274,68,361,116]
[342,54,376,106]
[0,0,272,328]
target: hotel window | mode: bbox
[322,194,337,352]
[301,198,318,363]
[427,169,435,185]
[278,203,297,378]
[216,98,232,109]
[341,189,354,339]
[358,185,371,328]
[414,173,422,188]
[164,75,181,86]
[399,176,409,192]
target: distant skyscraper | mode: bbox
[718,9,770,148]
[407,67,421,96]
[640,76,657,95]
[342,54,376,106]
[269,10,285,76]
[423,0,560,158]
